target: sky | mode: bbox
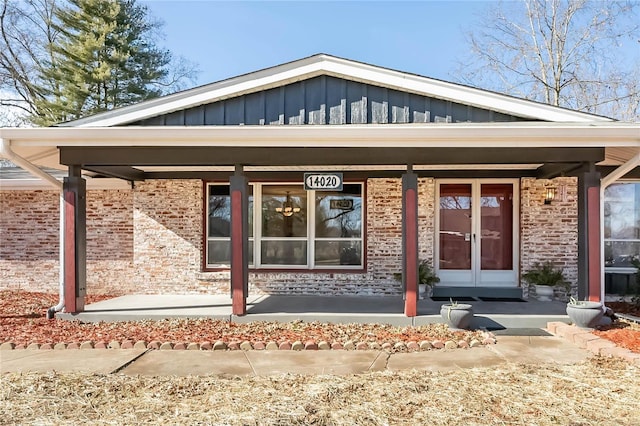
[141,0,491,87]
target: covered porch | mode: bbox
[1,123,639,318]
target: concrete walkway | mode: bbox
[1,335,591,376]
[57,294,571,329]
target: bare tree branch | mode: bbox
[455,0,640,121]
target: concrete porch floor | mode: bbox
[57,294,572,329]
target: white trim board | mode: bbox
[3,123,638,149]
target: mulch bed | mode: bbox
[593,301,640,353]
[0,291,487,349]
[3,290,640,353]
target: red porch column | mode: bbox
[402,169,419,317]
[587,187,601,301]
[230,168,249,316]
[63,165,86,313]
[577,167,602,302]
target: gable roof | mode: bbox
[61,54,613,127]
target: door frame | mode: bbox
[434,178,520,288]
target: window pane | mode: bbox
[604,183,640,268]
[315,184,362,238]
[261,185,307,237]
[604,183,640,239]
[261,240,307,265]
[439,184,472,270]
[480,184,513,270]
[208,185,253,238]
[208,186,230,237]
[207,240,230,265]
[207,240,253,266]
[605,241,640,267]
[315,241,362,266]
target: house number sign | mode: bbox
[304,173,343,191]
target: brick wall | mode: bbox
[0,189,133,294]
[2,177,579,298]
[520,177,578,298]
[196,178,436,296]
[86,190,134,294]
[0,190,59,291]
[132,180,203,293]
[197,179,404,295]
[418,178,436,266]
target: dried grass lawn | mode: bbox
[2,357,639,425]
[3,290,640,425]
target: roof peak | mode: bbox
[61,55,613,127]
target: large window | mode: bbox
[206,185,254,266]
[604,182,640,268]
[205,182,363,269]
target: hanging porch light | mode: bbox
[275,192,301,217]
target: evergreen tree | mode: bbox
[32,0,175,125]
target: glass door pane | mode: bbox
[439,184,472,270]
[480,184,513,270]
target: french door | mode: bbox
[435,179,519,287]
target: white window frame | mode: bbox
[205,182,364,270]
[604,180,640,273]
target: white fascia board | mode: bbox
[320,59,611,123]
[63,55,611,127]
[0,178,131,190]
[68,58,328,127]
[2,123,638,149]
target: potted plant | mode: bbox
[566,297,604,328]
[522,261,569,301]
[440,298,474,330]
[394,259,440,299]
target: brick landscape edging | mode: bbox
[546,321,640,366]
[0,332,497,352]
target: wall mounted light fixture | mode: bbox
[544,187,556,204]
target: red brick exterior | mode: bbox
[520,177,578,297]
[133,180,203,293]
[1,177,579,297]
[1,189,134,294]
[1,190,60,290]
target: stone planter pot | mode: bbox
[534,285,554,301]
[440,303,474,330]
[419,284,433,300]
[566,301,604,328]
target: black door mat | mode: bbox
[491,328,552,336]
[430,296,476,302]
[478,297,526,302]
